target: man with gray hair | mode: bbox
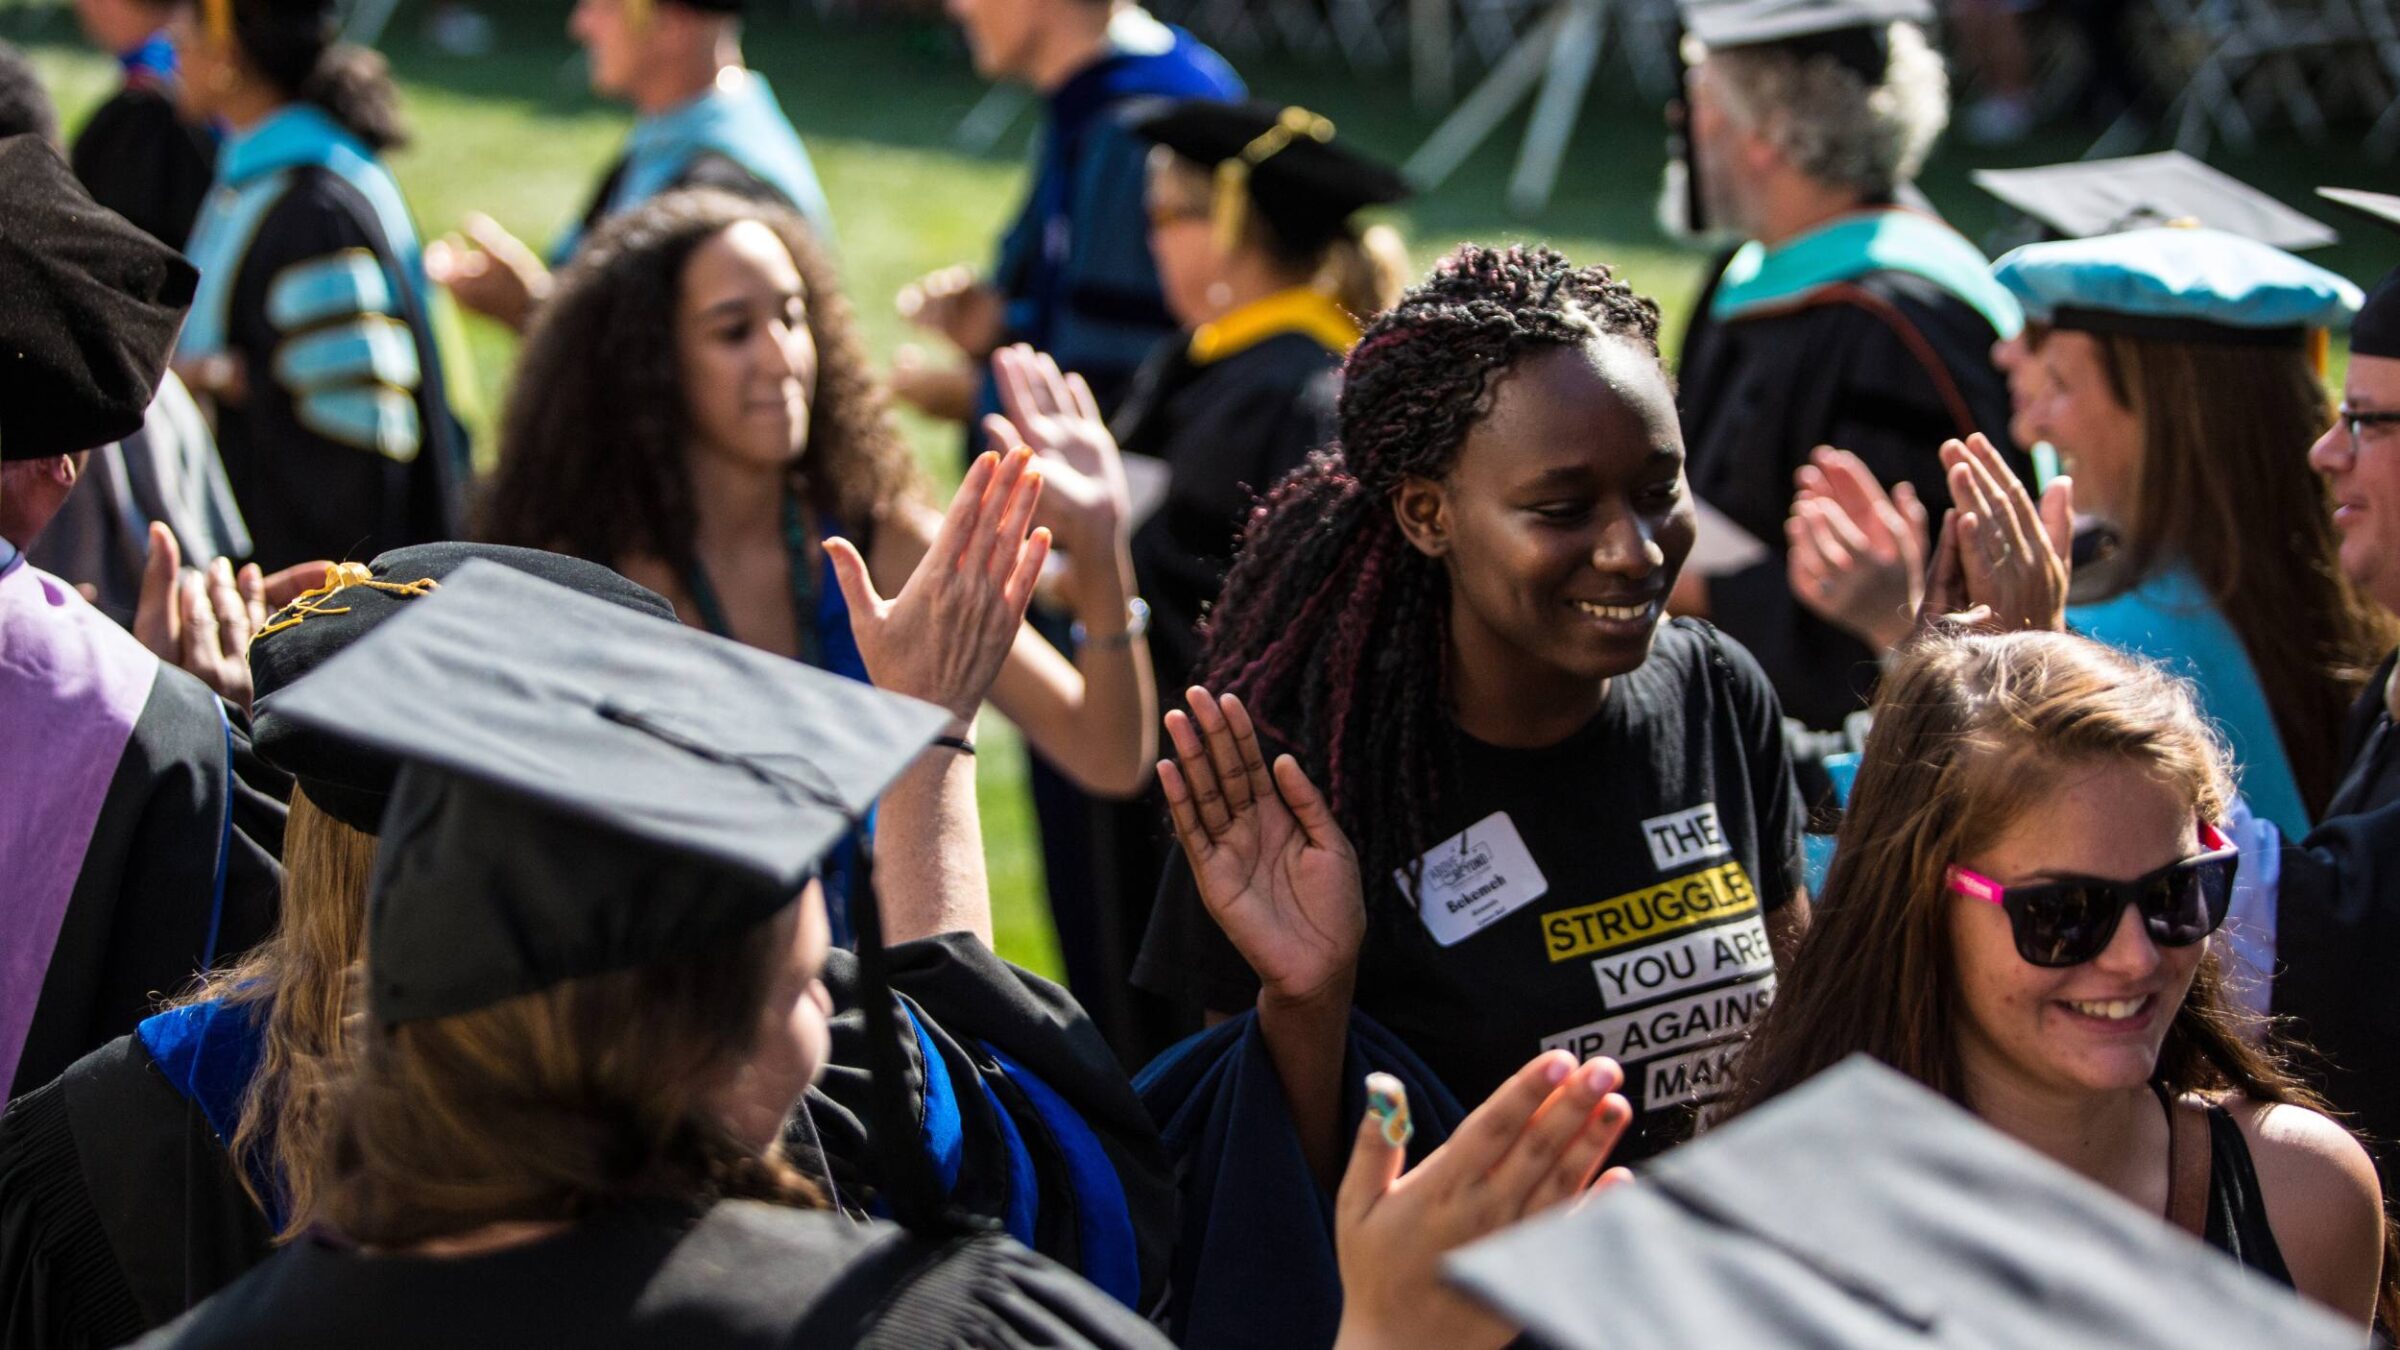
[1663,0,2030,731]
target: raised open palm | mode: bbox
[992,344,1129,555]
[1159,687,1365,1005]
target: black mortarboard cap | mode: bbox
[266,561,950,1024]
[2318,188,2400,360]
[1679,0,1932,81]
[248,545,679,834]
[1974,153,2337,252]
[0,136,197,461]
[1446,1057,2359,1348]
[1132,100,1411,257]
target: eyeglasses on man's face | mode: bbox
[2338,405,2400,453]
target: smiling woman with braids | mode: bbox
[1133,244,1811,1181]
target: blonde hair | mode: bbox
[179,787,377,1237]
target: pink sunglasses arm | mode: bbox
[1946,866,2006,905]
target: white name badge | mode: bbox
[1403,811,1550,947]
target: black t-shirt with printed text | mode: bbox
[1133,619,1805,1163]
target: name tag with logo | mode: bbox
[1403,812,1550,947]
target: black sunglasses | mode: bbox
[1946,822,2238,969]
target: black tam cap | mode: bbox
[265,561,949,1025]
[1132,100,1411,257]
[0,136,197,461]
[1446,1058,2359,1348]
[1975,153,2337,252]
[2318,188,2400,361]
[1679,0,1932,81]
[248,544,679,835]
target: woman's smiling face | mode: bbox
[1398,337,1696,687]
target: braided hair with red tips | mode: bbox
[1196,242,1665,897]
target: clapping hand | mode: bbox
[991,344,1131,559]
[1787,446,1929,655]
[1332,1054,1634,1350]
[133,523,329,710]
[425,213,550,332]
[1159,687,1365,1009]
[896,265,1004,360]
[1919,433,2073,636]
[826,434,1049,723]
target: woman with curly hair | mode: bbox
[479,190,1156,940]
[1720,629,2388,1327]
[1134,243,1812,1184]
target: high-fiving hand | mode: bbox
[1158,687,1365,1008]
[1920,432,2073,636]
[826,433,1049,723]
[991,344,1131,559]
[1332,1053,1634,1350]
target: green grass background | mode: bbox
[7,2,2384,976]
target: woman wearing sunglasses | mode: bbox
[1720,629,2388,1327]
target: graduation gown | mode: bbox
[2267,651,2400,1194]
[0,552,281,1104]
[131,1199,1170,1349]
[177,105,462,571]
[980,12,1243,426]
[1677,207,2028,730]
[552,71,833,264]
[68,45,217,251]
[0,936,1167,1346]
[1134,1010,1467,1350]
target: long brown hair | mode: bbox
[319,905,819,1249]
[178,786,377,1237]
[476,190,921,571]
[1724,630,2396,1321]
[2061,329,2395,819]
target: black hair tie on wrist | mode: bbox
[934,734,976,756]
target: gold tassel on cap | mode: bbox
[1211,106,1336,254]
[203,0,234,46]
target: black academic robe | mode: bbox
[9,670,282,1103]
[1678,260,2025,730]
[130,1200,1172,1349]
[0,936,1164,1347]
[69,83,216,251]
[0,1034,269,1349]
[2269,651,2400,1194]
[1116,330,1341,698]
[211,169,461,571]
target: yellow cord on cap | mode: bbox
[1212,107,1336,255]
[203,0,234,47]
[250,564,439,647]
[625,0,655,31]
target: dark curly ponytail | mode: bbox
[1196,243,1664,894]
[233,1,408,152]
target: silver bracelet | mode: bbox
[1072,596,1151,651]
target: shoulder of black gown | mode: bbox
[1131,1008,1469,1348]
[69,85,217,249]
[797,933,1173,1315]
[2270,793,2400,1195]
[12,668,281,1100]
[2337,650,2396,773]
[132,1202,1172,1349]
[0,1029,271,1349]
